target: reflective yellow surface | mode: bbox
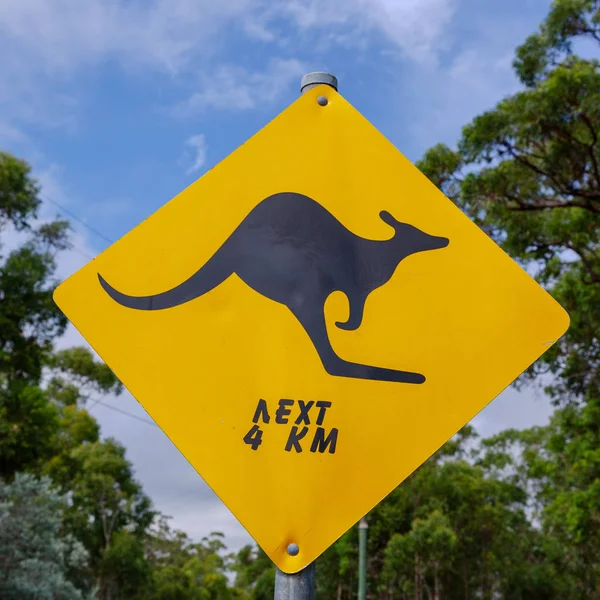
[53,85,570,573]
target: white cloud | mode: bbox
[0,0,457,130]
[393,33,530,159]
[0,0,456,75]
[375,0,455,62]
[269,0,456,63]
[172,58,306,116]
[422,48,520,141]
[183,133,208,174]
[0,0,258,132]
[37,164,72,207]
[0,0,256,75]
[471,383,554,439]
[0,122,29,146]
[242,18,277,42]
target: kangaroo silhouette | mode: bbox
[98,192,449,384]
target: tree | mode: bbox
[146,517,241,599]
[0,151,69,388]
[98,529,152,600]
[416,0,600,595]
[232,544,276,600]
[0,149,158,596]
[0,150,123,479]
[315,531,357,600]
[417,0,600,403]
[0,153,71,477]
[409,510,457,600]
[383,529,416,599]
[52,438,155,599]
[42,346,122,489]
[301,4,600,593]
[310,423,573,599]
[0,472,91,600]
[0,152,43,230]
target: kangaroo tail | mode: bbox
[97,249,231,311]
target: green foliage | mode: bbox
[146,518,241,600]
[417,3,600,404]
[310,431,580,599]
[0,152,70,387]
[99,530,152,600]
[414,1,600,596]
[513,0,600,87]
[0,150,157,598]
[0,472,90,600]
[60,438,155,566]
[48,346,124,399]
[0,241,68,383]
[232,544,275,599]
[0,383,60,478]
[0,152,41,231]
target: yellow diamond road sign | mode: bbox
[53,84,570,573]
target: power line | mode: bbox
[40,198,199,500]
[67,244,95,261]
[40,198,157,427]
[40,193,111,260]
[91,398,158,427]
[42,194,115,245]
[87,399,213,508]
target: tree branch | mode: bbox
[578,112,600,188]
[507,198,600,212]
[529,240,600,283]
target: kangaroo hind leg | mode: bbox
[290,304,425,385]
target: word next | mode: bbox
[243,399,339,454]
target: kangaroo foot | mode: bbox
[323,357,425,384]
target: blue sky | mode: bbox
[2,0,557,552]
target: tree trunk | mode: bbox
[482,534,489,600]
[424,581,433,600]
[415,552,422,600]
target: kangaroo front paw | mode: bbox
[335,319,360,331]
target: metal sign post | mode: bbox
[272,72,339,600]
[358,518,368,600]
[274,565,315,600]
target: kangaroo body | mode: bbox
[98,192,449,384]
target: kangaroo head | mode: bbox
[379,210,449,254]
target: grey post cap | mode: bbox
[300,72,338,94]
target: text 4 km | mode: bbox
[243,398,339,454]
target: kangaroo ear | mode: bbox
[379,210,398,229]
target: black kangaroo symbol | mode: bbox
[98,192,449,384]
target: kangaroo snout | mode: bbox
[427,234,450,251]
